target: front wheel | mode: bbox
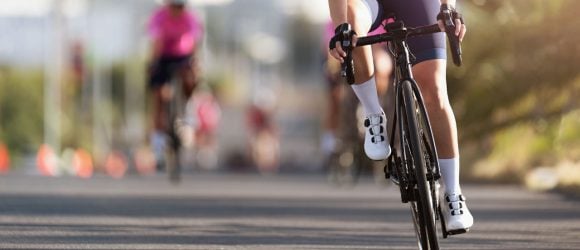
[401,80,439,249]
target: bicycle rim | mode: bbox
[402,80,439,250]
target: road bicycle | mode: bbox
[159,58,198,183]
[340,19,463,249]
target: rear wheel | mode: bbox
[401,80,439,249]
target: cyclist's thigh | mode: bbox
[348,0,376,82]
[176,54,196,92]
[149,57,173,89]
[382,0,446,65]
[348,0,374,36]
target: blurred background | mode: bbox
[0,0,579,192]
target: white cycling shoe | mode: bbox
[441,193,474,234]
[363,112,391,160]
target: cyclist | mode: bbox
[147,0,204,167]
[327,0,473,232]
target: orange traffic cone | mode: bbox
[37,144,58,176]
[73,148,93,179]
[134,146,156,176]
[0,143,9,174]
[105,151,128,179]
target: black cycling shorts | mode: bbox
[363,0,446,65]
[148,54,192,89]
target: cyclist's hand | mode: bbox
[437,4,466,42]
[328,23,357,63]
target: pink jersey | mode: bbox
[324,18,394,45]
[324,21,335,46]
[148,7,204,57]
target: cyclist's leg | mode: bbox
[386,0,473,231]
[391,0,461,193]
[345,0,390,160]
[413,61,458,160]
[372,44,392,99]
[175,55,198,148]
[347,0,374,83]
[180,54,198,99]
[153,87,170,131]
[149,58,174,167]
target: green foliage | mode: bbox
[0,68,44,156]
[456,0,580,181]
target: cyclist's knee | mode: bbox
[413,60,450,110]
[155,85,173,102]
[347,0,371,36]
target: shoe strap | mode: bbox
[445,194,467,216]
[365,114,385,144]
[445,194,466,202]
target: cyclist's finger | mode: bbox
[330,47,344,63]
[459,24,467,42]
[330,50,344,63]
[454,19,462,36]
[437,20,445,32]
[335,41,347,57]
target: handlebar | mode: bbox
[340,23,463,84]
[356,24,442,47]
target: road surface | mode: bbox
[0,173,579,249]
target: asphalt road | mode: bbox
[0,173,579,250]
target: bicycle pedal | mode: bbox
[383,165,390,178]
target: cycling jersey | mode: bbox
[148,6,203,57]
[363,0,446,64]
[147,6,203,87]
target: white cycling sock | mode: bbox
[439,158,461,195]
[320,131,337,155]
[351,77,383,116]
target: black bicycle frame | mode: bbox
[354,22,443,201]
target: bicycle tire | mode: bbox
[166,133,181,183]
[410,194,428,249]
[166,80,184,184]
[401,80,439,249]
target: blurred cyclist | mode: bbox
[147,0,204,166]
[320,21,342,156]
[186,87,222,170]
[246,89,280,174]
[327,0,473,232]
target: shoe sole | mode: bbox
[447,228,469,235]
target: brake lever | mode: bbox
[340,33,356,84]
[444,18,462,67]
